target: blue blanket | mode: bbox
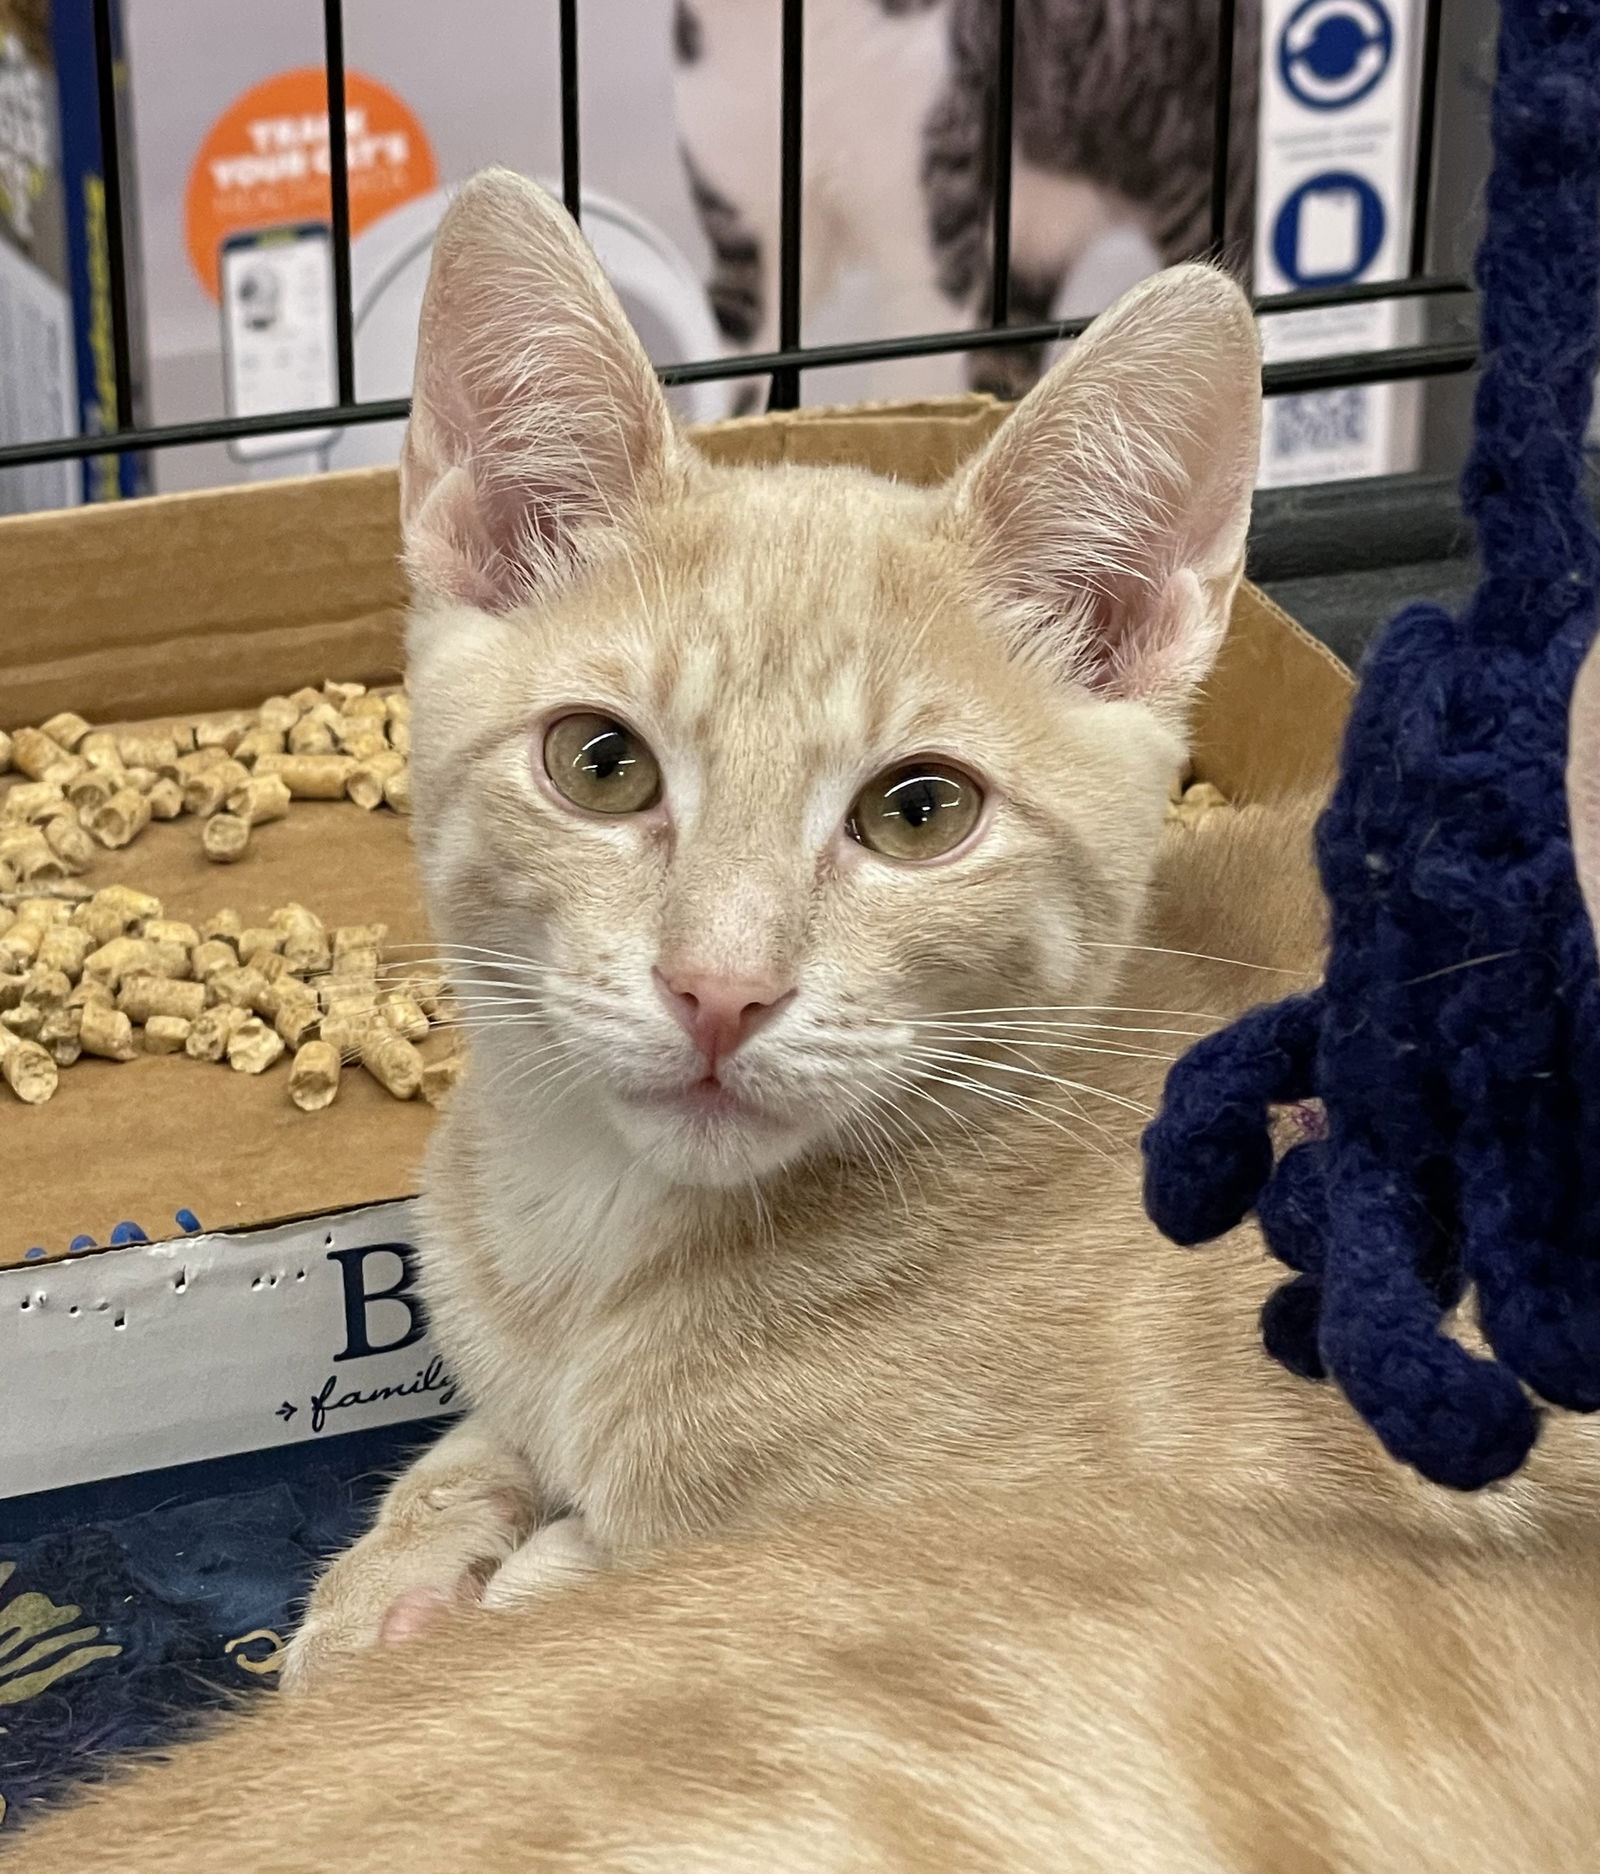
[0,1420,448,1830]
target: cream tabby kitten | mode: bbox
[17,170,1600,1869]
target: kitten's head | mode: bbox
[402,169,1259,1192]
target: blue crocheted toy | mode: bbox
[1143,0,1600,1491]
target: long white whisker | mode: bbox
[906,1047,1153,1118]
[1080,940,1308,976]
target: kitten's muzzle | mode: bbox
[652,966,797,1075]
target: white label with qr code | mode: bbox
[1255,0,1424,487]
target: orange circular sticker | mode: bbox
[185,67,437,301]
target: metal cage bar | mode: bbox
[768,0,806,410]
[989,0,1017,327]
[1209,0,1237,257]
[322,0,357,407]
[0,1,1479,479]
[0,276,1476,472]
[1409,0,1446,275]
[90,0,134,434]
[559,0,582,222]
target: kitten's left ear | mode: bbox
[401,167,681,614]
[948,264,1260,724]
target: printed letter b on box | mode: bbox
[328,1243,427,1362]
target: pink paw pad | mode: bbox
[378,1584,468,1646]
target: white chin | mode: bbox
[608,1099,812,1188]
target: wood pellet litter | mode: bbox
[0,882,461,1110]
[0,678,411,892]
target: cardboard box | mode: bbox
[0,395,1353,1501]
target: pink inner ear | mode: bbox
[398,169,675,615]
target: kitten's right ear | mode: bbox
[400,168,679,613]
[1568,629,1600,941]
[947,264,1260,727]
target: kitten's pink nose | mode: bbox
[653,967,794,1072]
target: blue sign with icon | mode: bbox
[1278,0,1394,110]
[1271,172,1386,287]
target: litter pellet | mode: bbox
[288,686,323,712]
[83,936,190,989]
[39,712,92,752]
[237,926,282,966]
[22,965,71,1011]
[77,730,120,765]
[273,987,320,1048]
[79,1002,137,1062]
[0,1028,57,1103]
[347,750,404,811]
[322,681,366,707]
[3,781,68,823]
[66,770,119,812]
[194,711,254,753]
[379,991,430,1043]
[227,1018,285,1075]
[0,828,68,883]
[253,753,356,799]
[11,728,69,781]
[200,908,244,942]
[117,974,207,1024]
[287,715,337,756]
[147,777,185,820]
[256,696,302,735]
[177,747,231,776]
[144,919,200,950]
[334,721,388,763]
[332,923,387,966]
[231,728,286,765]
[360,1027,423,1100]
[42,815,95,872]
[89,788,152,849]
[207,964,272,1013]
[319,976,378,1019]
[202,813,251,863]
[36,925,92,978]
[38,1006,81,1068]
[142,1015,192,1054]
[2,1003,43,1039]
[182,758,250,817]
[321,1008,378,1059]
[190,938,239,983]
[116,732,180,775]
[93,884,162,927]
[421,1049,465,1108]
[225,774,292,827]
[279,916,330,976]
[288,1039,341,1111]
[185,1004,251,1062]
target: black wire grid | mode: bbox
[0,0,1473,476]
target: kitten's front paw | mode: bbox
[479,1515,600,1609]
[281,1563,482,1693]
[281,1447,538,1693]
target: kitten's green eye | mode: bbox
[848,762,983,862]
[543,713,662,815]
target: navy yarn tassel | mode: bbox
[1142,0,1600,1490]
